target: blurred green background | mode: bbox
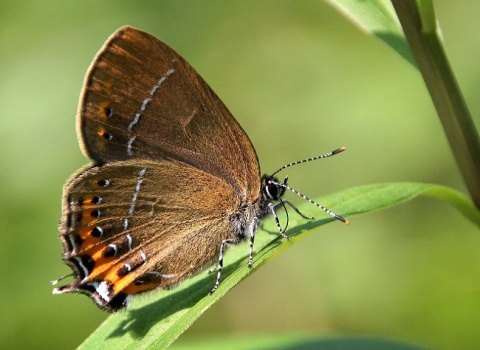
[1,1,479,349]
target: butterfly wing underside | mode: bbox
[55,26,262,311]
[56,160,239,311]
[79,26,260,199]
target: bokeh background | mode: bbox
[1,1,479,349]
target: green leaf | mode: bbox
[78,183,479,350]
[324,0,416,66]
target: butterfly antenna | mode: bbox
[268,179,349,225]
[271,147,346,177]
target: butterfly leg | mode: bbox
[282,200,314,220]
[209,238,240,294]
[268,202,290,240]
[248,217,259,267]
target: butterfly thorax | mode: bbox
[226,174,280,240]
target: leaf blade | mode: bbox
[78,182,479,349]
[325,0,416,66]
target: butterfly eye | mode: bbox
[265,182,281,200]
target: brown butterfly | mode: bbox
[52,26,347,312]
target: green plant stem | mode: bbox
[391,0,480,208]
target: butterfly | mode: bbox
[52,26,347,312]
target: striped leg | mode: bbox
[282,200,314,220]
[209,238,239,294]
[247,217,259,267]
[268,202,290,240]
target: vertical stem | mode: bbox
[392,0,480,208]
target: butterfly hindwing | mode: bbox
[56,159,240,311]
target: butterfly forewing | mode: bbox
[58,159,239,311]
[79,26,260,199]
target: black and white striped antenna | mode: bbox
[270,147,348,225]
[271,147,346,176]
